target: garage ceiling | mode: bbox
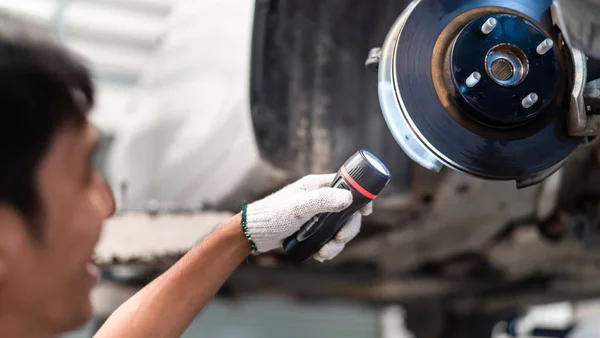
[0,0,175,131]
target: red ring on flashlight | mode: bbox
[340,166,376,199]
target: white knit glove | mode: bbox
[245,173,373,262]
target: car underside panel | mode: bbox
[249,0,414,195]
[87,0,600,319]
[243,0,600,311]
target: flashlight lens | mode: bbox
[362,150,390,177]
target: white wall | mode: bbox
[1,0,288,232]
[106,0,289,212]
[0,0,174,132]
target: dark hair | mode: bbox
[0,16,95,237]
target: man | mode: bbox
[0,24,371,338]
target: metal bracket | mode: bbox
[565,47,596,136]
[551,1,600,136]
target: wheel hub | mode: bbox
[450,13,561,128]
[374,0,582,187]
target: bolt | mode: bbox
[536,39,554,55]
[465,72,482,88]
[481,18,497,35]
[522,93,539,108]
[365,47,382,72]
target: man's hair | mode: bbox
[0,15,95,237]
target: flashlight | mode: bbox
[283,149,391,263]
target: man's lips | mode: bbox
[87,225,103,283]
[86,262,100,283]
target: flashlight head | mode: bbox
[339,150,391,199]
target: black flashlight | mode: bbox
[282,149,391,263]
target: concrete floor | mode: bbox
[60,293,382,338]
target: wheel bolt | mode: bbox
[481,18,497,35]
[522,93,539,108]
[465,72,482,88]
[536,39,554,55]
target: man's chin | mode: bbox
[56,299,94,334]
[78,296,94,324]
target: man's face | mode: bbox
[0,122,115,335]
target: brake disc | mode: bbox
[368,0,584,188]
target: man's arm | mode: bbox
[92,173,369,338]
[93,214,250,338]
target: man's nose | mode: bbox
[96,175,116,218]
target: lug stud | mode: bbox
[481,18,497,35]
[522,93,539,108]
[465,72,482,88]
[536,39,554,55]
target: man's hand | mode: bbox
[246,173,372,262]
[94,173,371,338]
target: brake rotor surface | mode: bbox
[387,0,581,180]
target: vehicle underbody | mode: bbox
[244,0,600,322]
[89,0,600,336]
